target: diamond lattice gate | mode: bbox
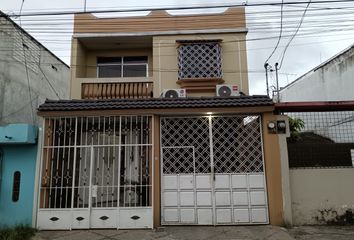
[161,115,268,225]
[37,116,153,229]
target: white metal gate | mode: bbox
[37,116,153,229]
[161,115,268,225]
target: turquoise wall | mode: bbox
[0,144,37,227]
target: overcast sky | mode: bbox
[1,0,354,95]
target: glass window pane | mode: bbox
[123,56,148,64]
[98,65,122,78]
[97,57,121,64]
[123,65,147,77]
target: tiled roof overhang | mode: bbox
[38,96,273,113]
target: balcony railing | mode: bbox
[81,81,153,99]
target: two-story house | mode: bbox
[36,8,290,230]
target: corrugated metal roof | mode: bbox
[38,95,273,112]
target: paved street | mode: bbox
[33,225,354,240]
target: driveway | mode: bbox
[34,225,354,240]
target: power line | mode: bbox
[264,0,284,65]
[278,0,312,69]
[38,62,61,100]
[4,0,354,14]
[19,0,35,124]
[6,0,354,17]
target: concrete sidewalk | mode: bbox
[33,225,354,240]
[34,226,294,240]
[288,226,354,240]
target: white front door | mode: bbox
[161,115,268,225]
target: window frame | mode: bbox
[96,56,148,78]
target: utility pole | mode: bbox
[84,0,87,12]
[275,62,280,102]
[264,63,270,97]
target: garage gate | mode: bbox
[161,115,268,225]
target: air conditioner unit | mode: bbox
[162,89,186,98]
[216,85,240,97]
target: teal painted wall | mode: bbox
[0,144,37,227]
[0,124,37,144]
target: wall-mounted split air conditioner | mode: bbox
[161,89,187,98]
[216,85,240,97]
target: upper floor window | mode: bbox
[177,40,222,80]
[97,56,148,78]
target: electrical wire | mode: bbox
[278,0,312,69]
[38,62,61,100]
[264,0,284,65]
[18,0,35,124]
[5,0,354,17]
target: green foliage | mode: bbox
[288,117,305,142]
[0,225,37,240]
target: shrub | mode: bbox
[288,117,305,142]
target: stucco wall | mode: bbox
[0,144,38,227]
[290,168,354,225]
[0,17,69,125]
[152,33,249,97]
[279,47,354,102]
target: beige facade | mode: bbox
[69,8,248,99]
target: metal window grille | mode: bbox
[161,117,210,174]
[161,115,263,174]
[212,116,263,173]
[284,111,354,168]
[177,43,222,79]
[40,115,152,209]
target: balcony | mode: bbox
[79,78,153,100]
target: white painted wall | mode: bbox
[0,15,69,125]
[290,168,354,225]
[279,46,354,102]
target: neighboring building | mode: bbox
[279,44,354,102]
[276,44,354,225]
[0,11,70,227]
[36,8,291,230]
[278,45,354,143]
